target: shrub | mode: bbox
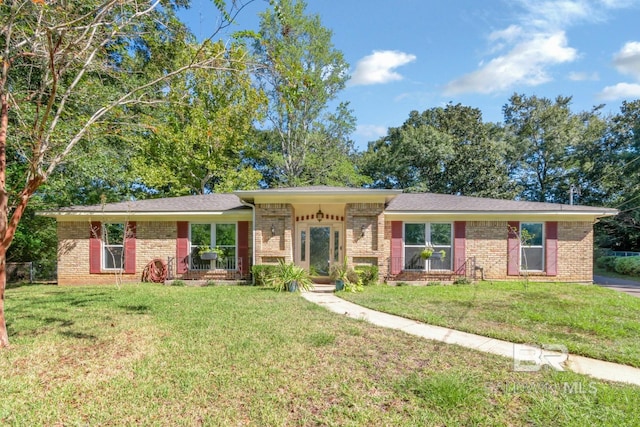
[355,265,379,286]
[614,256,640,276]
[266,260,314,292]
[596,256,618,272]
[453,277,471,285]
[251,265,278,287]
[171,279,186,287]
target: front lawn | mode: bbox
[339,281,640,367]
[1,284,638,426]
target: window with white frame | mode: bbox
[520,222,544,271]
[102,223,125,270]
[404,223,452,270]
[190,223,237,270]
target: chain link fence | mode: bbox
[7,261,57,283]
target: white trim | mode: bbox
[101,222,124,271]
[188,222,238,271]
[403,222,453,271]
[519,222,545,272]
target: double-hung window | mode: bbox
[520,222,544,271]
[102,223,125,270]
[404,223,452,270]
[190,223,237,270]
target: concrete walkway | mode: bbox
[594,275,640,298]
[302,291,640,387]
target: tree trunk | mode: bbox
[0,249,7,348]
[0,89,9,348]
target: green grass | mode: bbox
[0,283,638,426]
[340,281,640,367]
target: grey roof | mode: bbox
[235,185,401,195]
[43,187,618,216]
[52,193,248,213]
[386,193,619,214]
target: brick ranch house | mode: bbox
[41,186,618,285]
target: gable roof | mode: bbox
[40,186,618,219]
[235,186,401,204]
[386,193,618,215]
[43,193,248,215]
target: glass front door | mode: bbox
[309,226,330,276]
[297,224,341,276]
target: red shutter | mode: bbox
[545,222,558,276]
[507,221,520,276]
[390,221,403,275]
[238,221,249,276]
[176,221,189,274]
[124,222,136,274]
[89,222,102,274]
[454,221,466,274]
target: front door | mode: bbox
[297,224,342,276]
[310,226,330,276]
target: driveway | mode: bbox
[593,275,640,298]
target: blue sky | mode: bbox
[181,0,640,150]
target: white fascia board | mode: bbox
[40,211,252,222]
[383,210,617,221]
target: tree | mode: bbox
[360,104,514,198]
[584,100,640,250]
[502,94,605,203]
[131,40,267,196]
[0,0,255,347]
[252,0,363,187]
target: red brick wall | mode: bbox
[57,220,252,285]
[383,220,595,283]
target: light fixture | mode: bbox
[360,224,366,238]
[316,205,324,222]
[271,224,276,236]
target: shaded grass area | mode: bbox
[340,281,640,367]
[0,284,638,426]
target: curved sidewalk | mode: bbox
[302,291,640,387]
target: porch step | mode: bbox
[311,283,335,293]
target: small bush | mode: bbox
[396,281,410,287]
[251,265,278,287]
[171,279,186,287]
[614,256,640,276]
[346,268,360,284]
[453,277,471,285]
[596,256,618,272]
[354,265,379,286]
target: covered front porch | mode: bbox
[234,186,401,281]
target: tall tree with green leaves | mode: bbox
[360,104,514,197]
[252,0,364,187]
[0,0,254,348]
[583,100,640,250]
[131,40,267,196]
[502,93,606,203]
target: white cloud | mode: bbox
[349,50,416,86]
[613,41,640,79]
[356,124,387,140]
[444,0,636,96]
[568,71,599,81]
[444,32,577,95]
[598,82,640,100]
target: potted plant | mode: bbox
[330,259,349,291]
[420,247,434,260]
[267,260,314,292]
[430,249,446,261]
[199,246,223,260]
